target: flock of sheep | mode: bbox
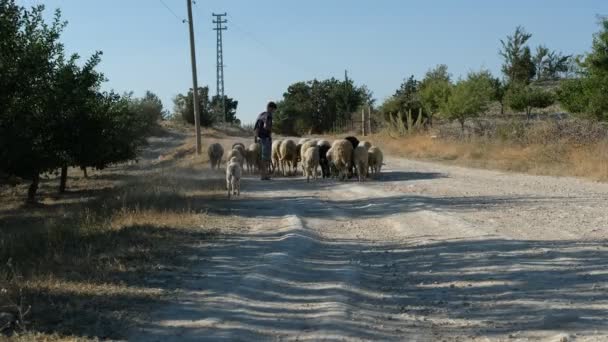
[207,136,384,198]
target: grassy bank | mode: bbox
[0,128,237,340]
[373,119,608,181]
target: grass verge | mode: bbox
[0,130,235,340]
[373,133,608,181]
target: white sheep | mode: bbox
[328,139,354,181]
[271,140,283,175]
[232,142,246,151]
[302,146,320,182]
[279,139,298,176]
[353,145,369,182]
[301,140,318,153]
[246,142,261,174]
[316,140,331,148]
[232,143,246,161]
[368,146,384,176]
[226,156,242,199]
[298,138,310,145]
[300,140,318,174]
[227,148,244,169]
[359,141,372,151]
[207,143,224,170]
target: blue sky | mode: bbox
[25,0,608,124]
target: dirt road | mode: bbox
[130,145,608,341]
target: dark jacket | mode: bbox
[255,111,273,139]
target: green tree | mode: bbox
[173,87,214,127]
[533,45,571,81]
[505,84,555,120]
[276,81,313,135]
[133,91,164,123]
[533,45,551,81]
[420,65,452,126]
[558,19,608,121]
[275,77,368,135]
[210,95,239,124]
[490,77,507,115]
[500,26,536,84]
[441,70,494,134]
[0,1,156,201]
[380,75,428,129]
[0,1,68,202]
[49,52,106,193]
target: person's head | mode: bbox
[267,101,277,114]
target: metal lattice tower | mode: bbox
[212,13,227,122]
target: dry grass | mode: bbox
[373,132,608,181]
[0,126,241,340]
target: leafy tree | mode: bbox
[0,1,68,202]
[533,45,571,81]
[420,65,452,126]
[490,77,507,115]
[275,77,368,135]
[133,91,164,123]
[173,86,214,127]
[276,82,313,135]
[0,1,156,201]
[545,51,571,80]
[210,95,239,123]
[558,19,608,121]
[533,45,551,81]
[380,75,428,128]
[441,70,494,134]
[500,26,536,84]
[557,78,589,114]
[49,52,105,193]
[359,85,376,108]
[505,84,555,119]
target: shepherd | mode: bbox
[254,101,277,180]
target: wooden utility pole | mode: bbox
[187,0,202,154]
[368,106,372,135]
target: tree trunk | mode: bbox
[27,172,40,204]
[82,167,88,178]
[460,119,466,138]
[526,107,532,121]
[59,164,68,193]
[500,102,504,115]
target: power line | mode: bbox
[159,0,185,23]
[227,14,312,75]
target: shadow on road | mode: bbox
[130,228,608,340]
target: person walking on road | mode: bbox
[254,101,277,180]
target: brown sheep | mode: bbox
[207,143,224,170]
